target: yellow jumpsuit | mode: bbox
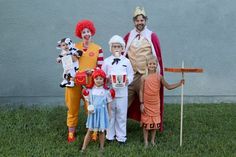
[65,42,103,128]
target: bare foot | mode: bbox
[151,141,156,147]
[99,148,104,154]
[144,142,148,149]
[80,149,85,153]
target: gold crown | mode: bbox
[133,6,146,17]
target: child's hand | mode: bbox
[125,78,129,86]
[180,79,185,85]
[73,54,79,58]
[88,110,94,114]
[87,104,94,114]
[140,103,145,113]
[85,69,93,75]
[106,77,112,86]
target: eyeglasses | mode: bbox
[112,45,122,49]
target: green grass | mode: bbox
[0,104,235,157]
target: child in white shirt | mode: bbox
[102,35,134,143]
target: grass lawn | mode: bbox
[0,104,235,157]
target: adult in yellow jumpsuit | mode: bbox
[66,20,104,142]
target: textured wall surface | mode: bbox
[0,0,235,104]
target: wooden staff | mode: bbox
[165,62,203,146]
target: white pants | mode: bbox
[106,96,128,142]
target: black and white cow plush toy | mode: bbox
[57,37,83,88]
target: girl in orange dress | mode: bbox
[139,55,184,148]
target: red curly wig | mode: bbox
[86,69,108,89]
[75,20,96,39]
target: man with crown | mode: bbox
[124,6,165,132]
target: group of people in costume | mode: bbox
[56,6,184,151]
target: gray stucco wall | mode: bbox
[0,0,236,104]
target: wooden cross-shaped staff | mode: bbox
[165,61,203,146]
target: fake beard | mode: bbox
[114,51,121,58]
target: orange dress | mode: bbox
[141,73,161,130]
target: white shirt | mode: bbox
[84,86,113,103]
[102,55,134,97]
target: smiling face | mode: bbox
[147,58,157,72]
[134,15,146,32]
[111,43,123,57]
[60,42,69,51]
[94,76,104,87]
[81,28,92,41]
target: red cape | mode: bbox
[124,32,164,132]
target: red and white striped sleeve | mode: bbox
[97,48,104,69]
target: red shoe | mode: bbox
[67,131,76,143]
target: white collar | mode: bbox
[124,27,152,56]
